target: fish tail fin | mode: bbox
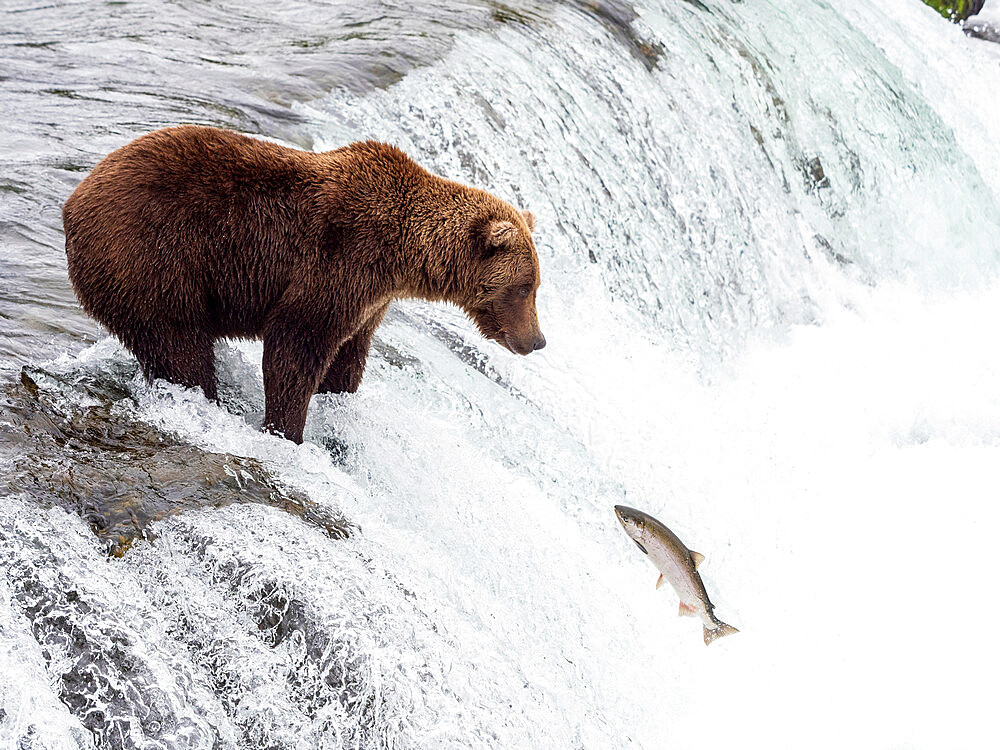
[703,620,739,646]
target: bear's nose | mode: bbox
[532,334,546,351]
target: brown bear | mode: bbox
[63,125,545,444]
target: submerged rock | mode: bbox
[498,0,667,71]
[805,156,831,190]
[964,10,1000,43]
[0,368,353,555]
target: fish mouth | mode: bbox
[614,505,640,524]
[615,506,648,554]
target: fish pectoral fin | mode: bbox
[690,551,705,569]
[679,602,698,617]
[655,573,665,590]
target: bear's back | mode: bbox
[63,127,332,335]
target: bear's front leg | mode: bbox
[261,299,355,444]
[317,302,389,394]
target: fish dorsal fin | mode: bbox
[690,551,705,569]
[679,602,698,618]
[655,573,665,590]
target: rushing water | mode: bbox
[2,1,1000,748]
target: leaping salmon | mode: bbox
[614,505,739,645]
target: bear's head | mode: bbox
[467,209,546,356]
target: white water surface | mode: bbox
[2,0,1000,748]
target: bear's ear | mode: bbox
[486,220,518,251]
[520,210,536,233]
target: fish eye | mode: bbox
[632,539,647,555]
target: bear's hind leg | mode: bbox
[260,297,357,444]
[124,324,218,401]
[317,302,389,395]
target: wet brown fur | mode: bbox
[63,126,544,443]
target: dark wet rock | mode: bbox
[168,542,382,742]
[3,557,183,748]
[0,368,353,555]
[805,156,831,190]
[572,0,666,70]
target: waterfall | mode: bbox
[2,1,998,748]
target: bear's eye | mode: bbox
[517,285,530,298]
